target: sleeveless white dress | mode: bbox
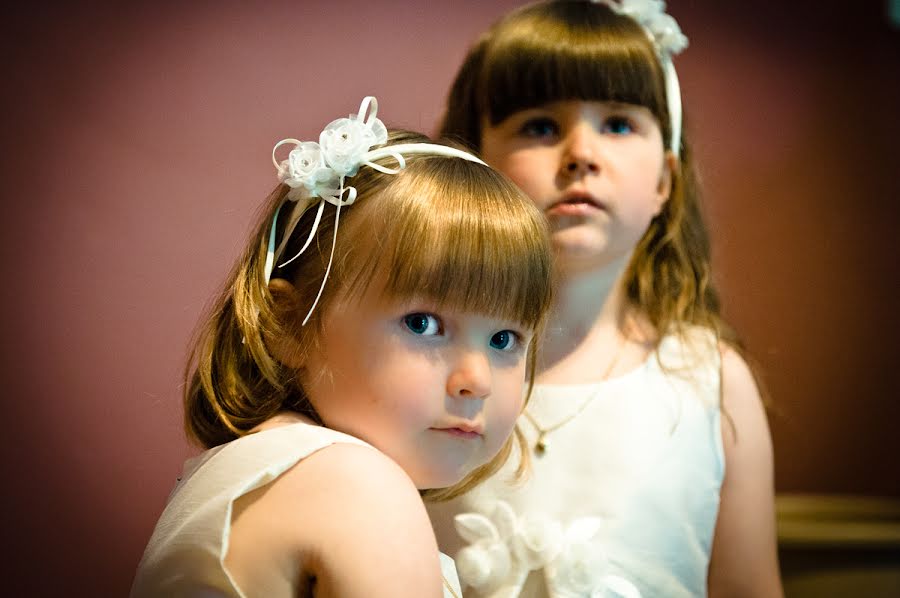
[428,330,724,598]
[132,422,462,598]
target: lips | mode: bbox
[546,191,605,215]
[431,421,484,439]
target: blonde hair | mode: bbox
[184,130,552,500]
[440,0,741,354]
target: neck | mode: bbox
[540,255,630,371]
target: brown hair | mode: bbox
[183,130,552,500]
[440,0,743,356]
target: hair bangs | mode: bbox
[480,4,669,129]
[382,204,549,330]
[340,158,551,331]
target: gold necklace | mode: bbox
[524,335,625,456]
[442,575,461,598]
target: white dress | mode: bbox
[428,330,724,598]
[132,422,462,598]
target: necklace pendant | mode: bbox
[534,434,548,456]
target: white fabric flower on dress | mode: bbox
[548,518,609,595]
[511,513,564,571]
[454,501,642,598]
[546,517,642,598]
[456,539,512,593]
[454,504,519,596]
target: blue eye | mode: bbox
[603,117,634,135]
[519,117,559,139]
[403,313,441,336]
[490,330,519,352]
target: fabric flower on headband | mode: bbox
[601,0,688,56]
[273,97,388,203]
[276,142,334,197]
[265,96,486,325]
[320,114,388,176]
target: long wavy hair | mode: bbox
[440,0,743,360]
[183,130,553,500]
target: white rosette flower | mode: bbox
[319,114,388,177]
[544,516,642,598]
[454,511,513,595]
[456,540,512,593]
[643,11,687,54]
[455,500,554,596]
[616,0,663,18]
[547,517,608,597]
[454,502,641,597]
[607,0,687,55]
[511,513,564,571]
[553,541,609,596]
[277,141,337,195]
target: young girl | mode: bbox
[131,97,553,598]
[427,2,783,597]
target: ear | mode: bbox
[265,278,306,369]
[654,151,678,216]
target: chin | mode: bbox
[411,464,470,491]
[552,236,608,257]
[554,241,629,270]
[422,473,464,491]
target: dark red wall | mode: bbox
[1,1,897,595]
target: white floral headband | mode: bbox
[594,0,688,157]
[267,96,487,325]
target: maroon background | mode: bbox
[1,1,898,595]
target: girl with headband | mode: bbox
[131,97,553,598]
[427,2,783,596]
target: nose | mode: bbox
[561,124,600,176]
[447,349,492,400]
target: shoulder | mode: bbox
[311,442,421,500]
[651,324,721,393]
[245,442,444,596]
[273,441,432,534]
[718,344,769,450]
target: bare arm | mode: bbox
[707,347,784,598]
[227,443,444,598]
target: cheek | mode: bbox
[618,163,667,219]
[490,366,528,430]
[491,153,547,202]
[631,149,668,194]
[361,352,438,414]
